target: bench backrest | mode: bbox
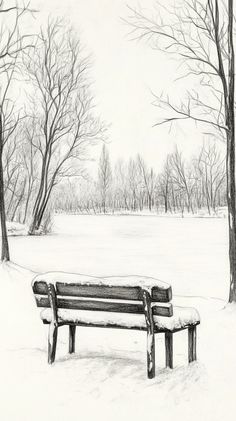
[32,273,173,317]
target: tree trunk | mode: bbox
[148,194,152,211]
[29,188,51,234]
[227,0,236,302]
[0,148,10,261]
[29,152,50,234]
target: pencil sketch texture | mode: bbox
[0,1,235,420]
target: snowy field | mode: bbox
[1,214,235,421]
[9,214,229,298]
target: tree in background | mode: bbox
[114,160,130,211]
[157,155,172,213]
[137,155,156,211]
[97,144,112,213]
[196,143,226,214]
[127,158,142,211]
[25,19,103,234]
[127,0,236,302]
[169,148,197,213]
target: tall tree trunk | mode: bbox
[29,195,48,234]
[164,197,167,213]
[29,152,49,234]
[227,0,236,302]
[0,148,10,261]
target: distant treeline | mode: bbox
[55,143,226,216]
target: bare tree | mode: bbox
[0,1,34,260]
[127,158,141,211]
[25,19,102,234]
[114,160,131,211]
[127,0,236,302]
[137,155,156,211]
[196,143,226,213]
[97,144,112,213]
[169,148,197,213]
[157,154,172,213]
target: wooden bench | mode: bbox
[32,272,200,379]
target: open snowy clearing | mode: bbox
[9,214,229,298]
[1,214,234,421]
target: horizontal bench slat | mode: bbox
[33,281,172,303]
[35,296,173,317]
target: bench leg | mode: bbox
[69,325,76,354]
[165,332,173,369]
[48,323,58,364]
[188,325,197,363]
[147,331,155,379]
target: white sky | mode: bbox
[30,0,212,170]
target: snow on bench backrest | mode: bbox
[32,272,173,317]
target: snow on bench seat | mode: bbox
[32,272,171,293]
[40,306,200,332]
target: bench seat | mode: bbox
[40,305,200,332]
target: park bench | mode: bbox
[32,272,200,379]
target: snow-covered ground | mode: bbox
[1,214,234,421]
[9,214,229,299]
[6,221,28,236]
